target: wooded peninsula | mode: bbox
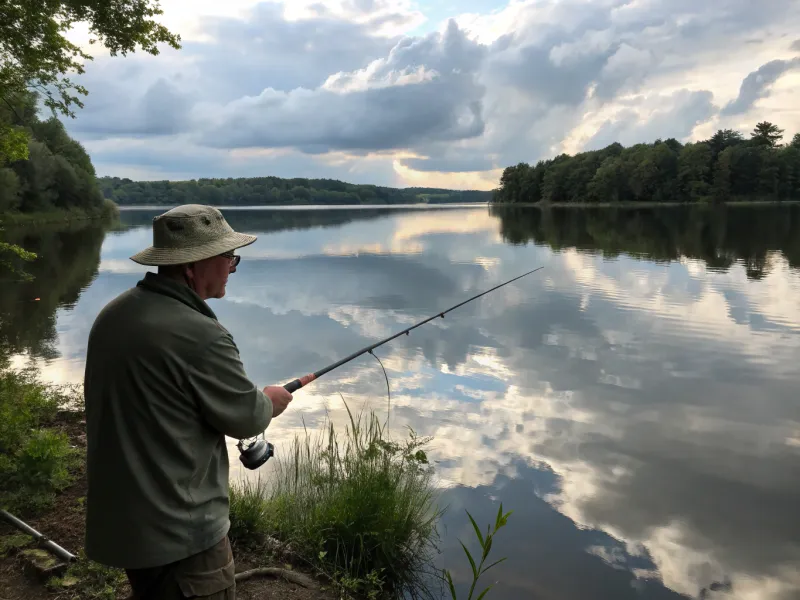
[492,122,800,204]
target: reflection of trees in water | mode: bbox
[491,204,800,279]
[0,221,110,360]
[117,206,463,234]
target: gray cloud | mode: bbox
[191,3,399,99]
[721,57,800,116]
[201,19,487,152]
[792,39,800,51]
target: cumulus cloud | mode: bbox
[62,0,800,185]
[721,57,800,116]
[201,20,487,153]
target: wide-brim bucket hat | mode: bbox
[130,204,257,266]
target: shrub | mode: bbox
[229,404,442,599]
[0,366,78,515]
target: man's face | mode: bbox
[187,253,237,299]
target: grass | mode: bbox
[0,363,81,516]
[229,403,443,599]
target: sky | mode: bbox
[61,0,800,190]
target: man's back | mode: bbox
[83,272,271,569]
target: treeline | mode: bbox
[99,176,492,206]
[493,122,800,204]
[0,91,108,215]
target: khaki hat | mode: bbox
[130,204,257,266]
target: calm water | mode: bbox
[3,205,800,600]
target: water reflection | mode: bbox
[3,205,799,600]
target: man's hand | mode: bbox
[263,385,293,418]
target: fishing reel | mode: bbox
[237,437,274,470]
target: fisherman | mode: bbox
[82,204,293,599]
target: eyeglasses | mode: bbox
[220,251,241,268]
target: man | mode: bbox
[83,204,293,599]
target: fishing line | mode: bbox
[368,349,391,429]
[237,266,544,470]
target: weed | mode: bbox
[0,533,31,556]
[442,505,512,600]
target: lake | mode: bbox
[3,204,799,600]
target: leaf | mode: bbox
[444,569,457,600]
[482,557,507,574]
[495,503,503,530]
[476,585,494,600]
[466,510,485,548]
[460,540,477,579]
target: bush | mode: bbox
[229,405,442,599]
[0,366,78,515]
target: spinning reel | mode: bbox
[237,437,274,470]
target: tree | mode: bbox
[707,129,744,160]
[0,0,181,159]
[750,121,784,148]
[678,142,712,199]
[791,133,800,149]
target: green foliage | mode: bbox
[98,176,493,206]
[0,0,181,160]
[229,477,271,551]
[751,121,784,148]
[443,505,512,600]
[0,365,78,515]
[48,550,128,600]
[0,124,29,162]
[229,405,442,599]
[493,123,800,204]
[0,90,111,225]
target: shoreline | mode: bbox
[0,201,120,228]
[488,199,800,208]
[0,409,336,600]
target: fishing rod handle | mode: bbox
[283,373,316,393]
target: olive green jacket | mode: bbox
[83,272,272,569]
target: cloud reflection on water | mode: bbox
[18,206,800,600]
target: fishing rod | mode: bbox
[238,266,544,469]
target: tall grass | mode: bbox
[230,403,443,599]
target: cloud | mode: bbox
[721,57,800,116]
[200,19,487,153]
[62,0,800,186]
[584,89,716,150]
[792,39,800,52]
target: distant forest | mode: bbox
[0,91,107,215]
[100,176,493,206]
[493,122,800,204]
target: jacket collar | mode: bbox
[136,271,218,321]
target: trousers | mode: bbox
[125,536,236,599]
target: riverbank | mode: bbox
[0,199,119,227]
[488,198,800,208]
[0,410,339,600]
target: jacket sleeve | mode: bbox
[185,331,273,439]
